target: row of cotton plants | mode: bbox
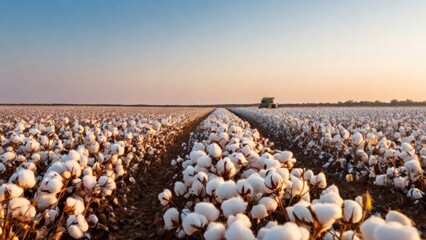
[0,106,207,239]
[159,108,420,240]
[231,107,426,201]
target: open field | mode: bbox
[0,106,424,239]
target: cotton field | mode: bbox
[159,109,422,240]
[0,106,424,239]
[0,106,209,239]
[231,108,426,201]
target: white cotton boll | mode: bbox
[386,211,413,226]
[204,222,225,240]
[158,189,173,206]
[230,152,248,167]
[225,220,256,240]
[368,155,378,166]
[216,180,238,202]
[0,162,6,173]
[190,180,205,196]
[236,179,253,197]
[174,181,187,197]
[193,142,205,151]
[392,176,408,190]
[67,214,89,239]
[251,204,268,219]
[342,231,359,240]
[227,213,251,228]
[221,197,247,218]
[87,214,98,228]
[195,202,220,222]
[311,203,342,228]
[303,170,314,180]
[263,222,302,240]
[289,175,310,198]
[310,172,327,188]
[264,172,284,193]
[216,158,236,179]
[405,160,423,181]
[82,174,96,192]
[360,216,386,240]
[291,168,303,178]
[352,132,364,145]
[259,197,278,212]
[322,184,339,195]
[115,164,125,177]
[36,192,57,210]
[0,183,24,202]
[206,177,224,197]
[319,191,343,206]
[290,201,312,223]
[407,187,424,200]
[197,155,212,169]
[45,209,59,226]
[374,174,389,186]
[68,150,81,161]
[97,175,116,196]
[14,169,36,189]
[65,197,85,215]
[8,197,36,223]
[182,212,208,235]
[247,173,266,195]
[373,221,420,240]
[190,150,207,164]
[164,207,180,230]
[207,143,222,159]
[1,151,16,163]
[343,200,363,223]
[65,160,82,178]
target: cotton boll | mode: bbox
[352,132,364,145]
[291,168,303,178]
[341,231,359,240]
[360,216,386,240]
[259,197,278,212]
[264,172,284,193]
[303,170,314,180]
[221,197,247,218]
[67,214,89,239]
[68,150,81,161]
[342,200,363,223]
[182,212,208,235]
[247,173,266,195]
[216,180,238,202]
[190,180,205,196]
[83,175,97,192]
[164,208,180,230]
[197,155,212,169]
[251,204,268,219]
[405,160,423,181]
[190,150,207,164]
[290,201,312,223]
[207,143,222,159]
[216,158,236,179]
[386,211,413,226]
[13,169,36,189]
[373,221,420,240]
[311,203,342,228]
[97,175,116,196]
[319,191,343,206]
[225,220,256,240]
[194,202,220,222]
[392,176,408,190]
[204,222,225,240]
[263,222,302,240]
[65,160,82,178]
[87,214,98,228]
[310,172,327,188]
[227,213,251,228]
[374,174,389,186]
[236,179,254,197]
[407,187,424,200]
[8,197,36,223]
[44,209,59,226]
[158,189,173,206]
[174,181,187,197]
[36,192,58,210]
[206,177,224,197]
[289,175,310,198]
[65,196,85,215]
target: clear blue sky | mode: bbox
[1,1,426,104]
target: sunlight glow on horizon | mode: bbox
[1,0,426,104]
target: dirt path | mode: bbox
[229,109,426,237]
[109,110,213,240]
